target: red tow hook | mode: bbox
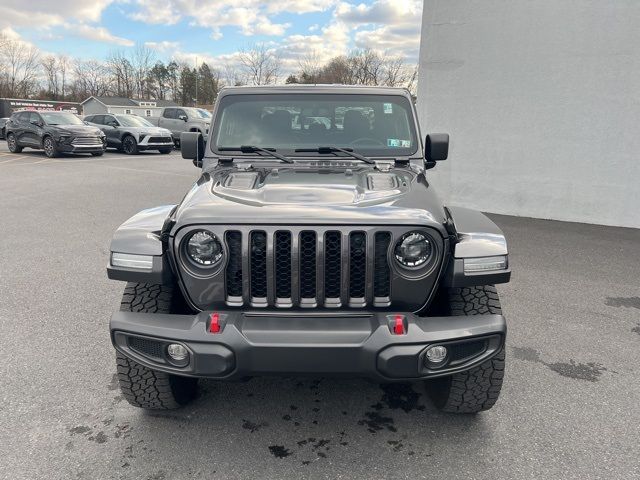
[392,315,406,335]
[209,312,221,333]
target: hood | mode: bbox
[173,165,448,232]
[52,124,103,136]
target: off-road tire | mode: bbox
[159,148,172,154]
[426,285,505,413]
[7,133,23,153]
[115,283,198,409]
[122,135,139,155]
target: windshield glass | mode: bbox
[212,93,418,157]
[40,112,83,125]
[185,108,211,119]
[116,115,154,127]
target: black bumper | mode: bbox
[110,311,506,381]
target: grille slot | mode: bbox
[449,340,487,362]
[71,136,102,146]
[324,231,342,306]
[223,228,392,309]
[225,231,243,303]
[250,231,267,305]
[147,136,172,143]
[374,232,391,305]
[299,231,317,306]
[275,231,292,304]
[349,232,367,305]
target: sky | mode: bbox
[0,0,423,72]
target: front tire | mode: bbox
[426,286,506,413]
[7,133,23,153]
[115,283,198,409]
[43,136,59,158]
[122,135,139,155]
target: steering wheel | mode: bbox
[350,137,386,146]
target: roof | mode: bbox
[218,84,411,97]
[81,96,178,107]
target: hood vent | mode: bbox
[367,173,399,191]
[224,172,259,190]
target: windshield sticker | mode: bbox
[387,139,411,147]
[383,103,393,114]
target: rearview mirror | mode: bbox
[425,133,449,169]
[181,131,205,167]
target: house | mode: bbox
[81,96,178,117]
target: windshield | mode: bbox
[185,108,211,119]
[212,93,418,157]
[41,112,84,126]
[116,115,154,127]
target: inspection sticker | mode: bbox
[383,103,393,114]
[387,139,411,147]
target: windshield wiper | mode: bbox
[294,146,375,164]
[218,145,294,163]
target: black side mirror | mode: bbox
[31,120,43,127]
[425,133,449,169]
[178,115,188,122]
[181,131,205,167]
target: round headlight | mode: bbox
[394,232,432,267]
[186,230,223,266]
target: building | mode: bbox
[81,96,178,117]
[0,98,81,118]
[417,1,640,228]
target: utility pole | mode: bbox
[195,56,198,108]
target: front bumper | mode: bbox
[138,135,174,150]
[111,311,506,381]
[58,139,106,154]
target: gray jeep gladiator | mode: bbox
[107,85,510,413]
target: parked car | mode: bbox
[148,107,211,145]
[5,110,106,157]
[0,117,9,139]
[107,85,511,414]
[85,114,173,154]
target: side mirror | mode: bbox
[106,122,117,128]
[178,115,188,122]
[425,133,449,169]
[181,131,205,168]
[31,120,43,127]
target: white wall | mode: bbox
[417,0,640,228]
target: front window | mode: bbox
[195,108,212,119]
[116,115,154,127]
[212,93,418,157]
[40,112,84,126]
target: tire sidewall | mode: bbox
[43,136,57,158]
[123,136,137,155]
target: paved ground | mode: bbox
[0,144,638,480]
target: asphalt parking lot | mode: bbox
[1,144,638,480]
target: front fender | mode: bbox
[107,205,176,284]
[443,206,511,287]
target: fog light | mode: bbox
[425,345,447,364]
[167,343,188,361]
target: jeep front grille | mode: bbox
[223,228,393,308]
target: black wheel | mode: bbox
[159,148,172,154]
[7,133,23,153]
[43,136,59,158]
[173,138,180,149]
[91,151,104,157]
[426,286,506,413]
[122,135,139,155]
[115,283,198,410]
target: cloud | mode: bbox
[145,40,182,53]
[71,24,135,46]
[0,0,114,30]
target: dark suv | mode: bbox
[5,110,106,157]
[107,85,511,414]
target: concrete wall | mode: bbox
[417,0,640,228]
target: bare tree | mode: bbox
[58,55,70,100]
[71,59,112,99]
[107,50,134,98]
[238,44,281,85]
[130,44,156,98]
[0,33,40,97]
[41,55,60,98]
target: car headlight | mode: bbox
[58,135,71,143]
[185,230,223,266]
[394,232,432,267]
